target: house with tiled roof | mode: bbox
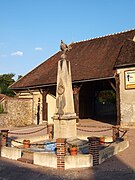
[10,29,135,128]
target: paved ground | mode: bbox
[0,119,135,180]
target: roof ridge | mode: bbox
[71,28,135,44]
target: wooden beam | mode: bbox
[115,74,121,125]
[108,80,116,92]
[73,85,81,123]
[42,90,48,121]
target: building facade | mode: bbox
[8,29,135,127]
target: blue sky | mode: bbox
[0,0,135,80]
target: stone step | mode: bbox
[17,158,33,164]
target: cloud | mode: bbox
[11,51,23,56]
[35,47,43,51]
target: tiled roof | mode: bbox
[115,39,135,68]
[0,94,17,102]
[10,29,135,90]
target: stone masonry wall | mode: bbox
[117,67,135,127]
[0,98,32,127]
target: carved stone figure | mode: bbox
[60,40,72,58]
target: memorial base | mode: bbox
[53,115,77,139]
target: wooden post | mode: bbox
[1,130,9,146]
[73,85,81,123]
[42,90,48,121]
[0,132,2,157]
[115,74,121,125]
[112,126,120,141]
[47,124,54,140]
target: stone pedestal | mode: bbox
[54,115,77,139]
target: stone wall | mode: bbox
[18,91,56,125]
[117,67,135,127]
[18,90,43,125]
[46,94,56,125]
[0,98,32,127]
[0,90,57,127]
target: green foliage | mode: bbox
[0,73,15,96]
[96,90,116,104]
[0,103,4,114]
[17,75,23,80]
[70,144,77,148]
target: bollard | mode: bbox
[1,130,9,146]
[56,138,66,170]
[112,126,120,142]
[47,124,54,140]
[87,137,100,166]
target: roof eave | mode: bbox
[114,63,135,69]
[11,76,115,91]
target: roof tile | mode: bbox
[11,29,135,89]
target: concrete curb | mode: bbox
[11,134,49,147]
[1,140,129,169]
[1,146,22,160]
[99,140,129,164]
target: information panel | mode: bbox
[125,70,135,89]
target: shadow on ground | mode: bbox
[93,115,117,125]
[0,124,135,180]
[0,155,135,180]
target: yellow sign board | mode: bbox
[125,70,135,89]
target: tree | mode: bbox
[17,75,23,80]
[0,73,15,96]
[96,90,116,104]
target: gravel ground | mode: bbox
[0,120,135,180]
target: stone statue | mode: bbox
[60,40,72,59]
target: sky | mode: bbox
[0,0,135,80]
